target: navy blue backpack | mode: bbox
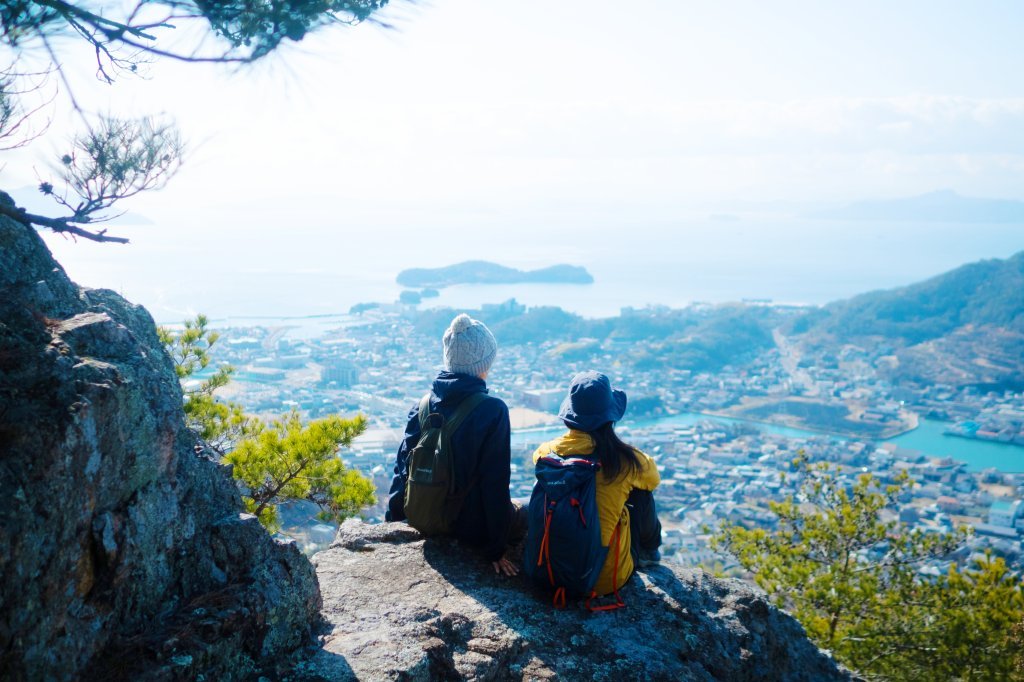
[523,455,625,610]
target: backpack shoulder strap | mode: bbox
[442,392,489,436]
[416,393,433,431]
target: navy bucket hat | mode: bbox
[558,371,628,432]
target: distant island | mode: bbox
[806,190,1024,223]
[396,260,594,288]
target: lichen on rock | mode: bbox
[0,205,321,681]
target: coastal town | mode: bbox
[197,302,1024,575]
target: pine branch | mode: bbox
[0,201,129,243]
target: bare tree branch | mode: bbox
[0,200,129,243]
[0,62,55,149]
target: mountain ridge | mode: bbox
[799,250,1024,343]
[807,190,1024,223]
[792,250,1024,390]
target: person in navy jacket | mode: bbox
[386,313,520,576]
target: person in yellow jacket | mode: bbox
[533,371,662,597]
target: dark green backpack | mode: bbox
[404,392,488,536]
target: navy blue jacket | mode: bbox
[386,372,513,562]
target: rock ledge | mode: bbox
[306,519,853,681]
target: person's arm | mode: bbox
[385,405,422,522]
[632,449,661,491]
[477,400,514,570]
[532,442,552,464]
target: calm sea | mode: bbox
[43,217,1023,323]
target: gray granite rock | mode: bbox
[304,519,856,681]
[0,204,321,681]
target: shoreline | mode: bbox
[512,408,924,442]
[695,409,920,442]
[944,431,1024,448]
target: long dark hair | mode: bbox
[589,422,642,481]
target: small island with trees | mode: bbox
[396,260,594,288]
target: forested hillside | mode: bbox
[795,251,1024,343]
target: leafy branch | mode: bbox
[0,115,183,243]
[3,0,393,78]
[161,315,375,533]
[158,315,253,455]
[713,453,1023,680]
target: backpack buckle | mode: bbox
[426,412,445,429]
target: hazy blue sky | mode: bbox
[13,0,1024,210]
[6,0,1024,317]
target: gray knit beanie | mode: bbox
[442,313,497,376]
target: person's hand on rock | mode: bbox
[491,555,518,577]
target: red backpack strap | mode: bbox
[536,496,570,609]
[537,497,557,585]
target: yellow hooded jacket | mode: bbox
[533,430,660,596]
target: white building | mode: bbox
[988,499,1024,529]
[521,388,565,412]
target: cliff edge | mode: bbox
[305,520,854,681]
[0,199,321,681]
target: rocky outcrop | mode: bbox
[0,200,321,681]
[0,193,855,681]
[306,520,853,681]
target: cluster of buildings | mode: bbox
[342,416,1024,576]
[203,305,1024,572]
[629,421,1024,576]
[941,392,1024,445]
